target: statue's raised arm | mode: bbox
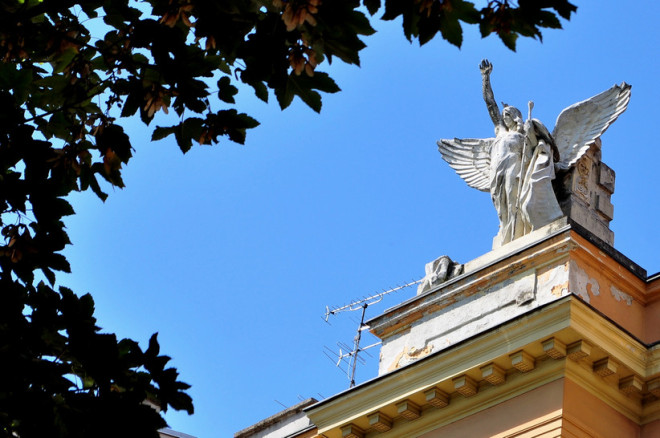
[479,59,503,131]
[437,60,631,249]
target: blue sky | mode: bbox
[61,2,659,436]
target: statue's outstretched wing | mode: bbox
[437,138,492,192]
[553,82,631,170]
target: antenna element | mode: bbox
[324,279,422,387]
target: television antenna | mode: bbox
[324,278,422,388]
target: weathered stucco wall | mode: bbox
[371,227,656,375]
[377,263,570,374]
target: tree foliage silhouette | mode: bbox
[0,0,576,435]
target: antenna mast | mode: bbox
[324,279,421,388]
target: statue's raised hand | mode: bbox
[479,59,492,76]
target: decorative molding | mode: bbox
[306,298,660,438]
[567,340,592,361]
[368,230,576,340]
[396,400,421,420]
[367,412,392,432]
[481,363,506,385]
[453,375,478,397]
[568,233,647,304]
[510,351,535,373]
[593,357,618,378]
[647,378,660,398]
[340,423,364,438]
[328,361,566,438]
[569,299,647,377]
[424,387,449,408]
[646,345,660,377]
[307,299,576,434]
[565,359,643,424]
[543,337,567,359]
[619,375,643,396]
[645,277,660,304]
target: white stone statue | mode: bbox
[438,59,631,247]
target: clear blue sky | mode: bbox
[60,2,659,436]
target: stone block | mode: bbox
[510,350,535,372]
[453,375,478,397]
[596,194,614,221]
[368,412,392,432]
[341,424,364,438]
[567,340,592,361]
[542,338,567,359]
[593,357,618,377]
[619,375,643,395]
[424,387,449,408]
[480,363,506,385]
[598,162,616,193]
[396,400,421,420]
[647,378,660,397]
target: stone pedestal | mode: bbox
[557,139,616,246]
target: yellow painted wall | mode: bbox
[563,378,640,437]
[419,379,564,438]
[417,377,652,438]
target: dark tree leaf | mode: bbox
[279,72,340,113]
[439,13,464,48]
[152,125,178,142]
[217,76,238,104]
[251,80,269,103]
[363,0,381,15]
[499,31,519,51]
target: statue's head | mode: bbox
[502,105,523,132]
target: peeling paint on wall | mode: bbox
[410,344,433,357]
[586,282,600,298]
[537,262,569,299]
[386,344,434,372]
[610,285,633,306]
[551,282,569,297]
[387,348,407,373]
[378,271,538,374]
[569,262,600,303]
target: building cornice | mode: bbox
[306,297,660,438]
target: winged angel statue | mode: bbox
[438,60,631,247]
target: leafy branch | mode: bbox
[0,0,577,435]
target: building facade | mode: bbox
[237,149,659,437]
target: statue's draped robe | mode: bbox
[489,129,525,244]
[520,140,563,232]
[489,126,563,246]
